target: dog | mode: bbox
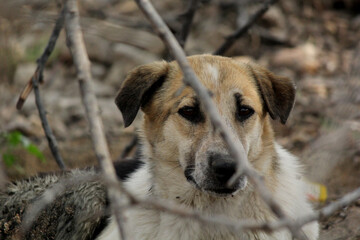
[0,55,319,240]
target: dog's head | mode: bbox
[115,55,295,196]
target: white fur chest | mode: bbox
[97,145,318,240]
[98,212,290,240]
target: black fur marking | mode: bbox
[234,93,254,122]
[184,150,195,167]
[141,75,166,109]
[91,215,111,240]
[247,64,295,124]
[177,98,205,124]
[184,165,195,183]
[115,62,169,127]
[113,159,144,181]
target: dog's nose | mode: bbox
[208,153,236,184]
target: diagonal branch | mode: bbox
[16,7,65,110]
[213,0,278,56]
[32,69,66,170]
[16,7,66,170]
[132,0,306,239]
[113,177,360,236]
[63,0,127,239]
[175,0,200,49]
[292,186,360,229]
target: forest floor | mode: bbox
[1,0,360,239]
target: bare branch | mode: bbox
[176,0,200,48]
[132,1,308,239]
[63,0,127,238]
[32,69,66,170]
[213,0,279,56]
[16,7,65,110]
[292,186,360,229]
[17,167,360,239]
[116,180,360,237]
[15,6,67,170]
[241,186,360,234]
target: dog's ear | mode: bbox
[115,61,169,127]
[249,64,295,124]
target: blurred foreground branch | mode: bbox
[290,186,360,230]
[63,0,127,238]
[117,181,360,235]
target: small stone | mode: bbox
[272,43,321,74]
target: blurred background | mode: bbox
[0,0,360,239]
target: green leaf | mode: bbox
[3,153,16,167]
[26,144,46,163]
[6,131,23,146]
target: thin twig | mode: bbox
[293,186,360,229]
[16,164,360,239]
[32,70,66,170]
[250,186,360,233]
[16,7,65,110]
[176,0,200,48]
[63,0,127,239]
[119,135,138,160]
[213,0,279,56]
[113,178,360,236]
[132,0,307,239]
[16,7,67,170]
[165,0,200,61]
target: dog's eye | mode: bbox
[236,106,254,122]
[178,106,204,123]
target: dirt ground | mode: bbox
[1,0,360,239]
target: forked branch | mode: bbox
[17,7,65,110]
[214,0,279,56]
[176,0,200,48]
[16,6,66,170]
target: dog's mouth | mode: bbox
[204,187,238,195]
[205,175,247,195]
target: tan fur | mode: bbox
[104,54,318,240]
[133,55,280,188]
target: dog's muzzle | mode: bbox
[207,152,247,194]
[185,152,247,195]
[209,153,236,185]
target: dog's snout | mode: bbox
[208,153,236,184]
